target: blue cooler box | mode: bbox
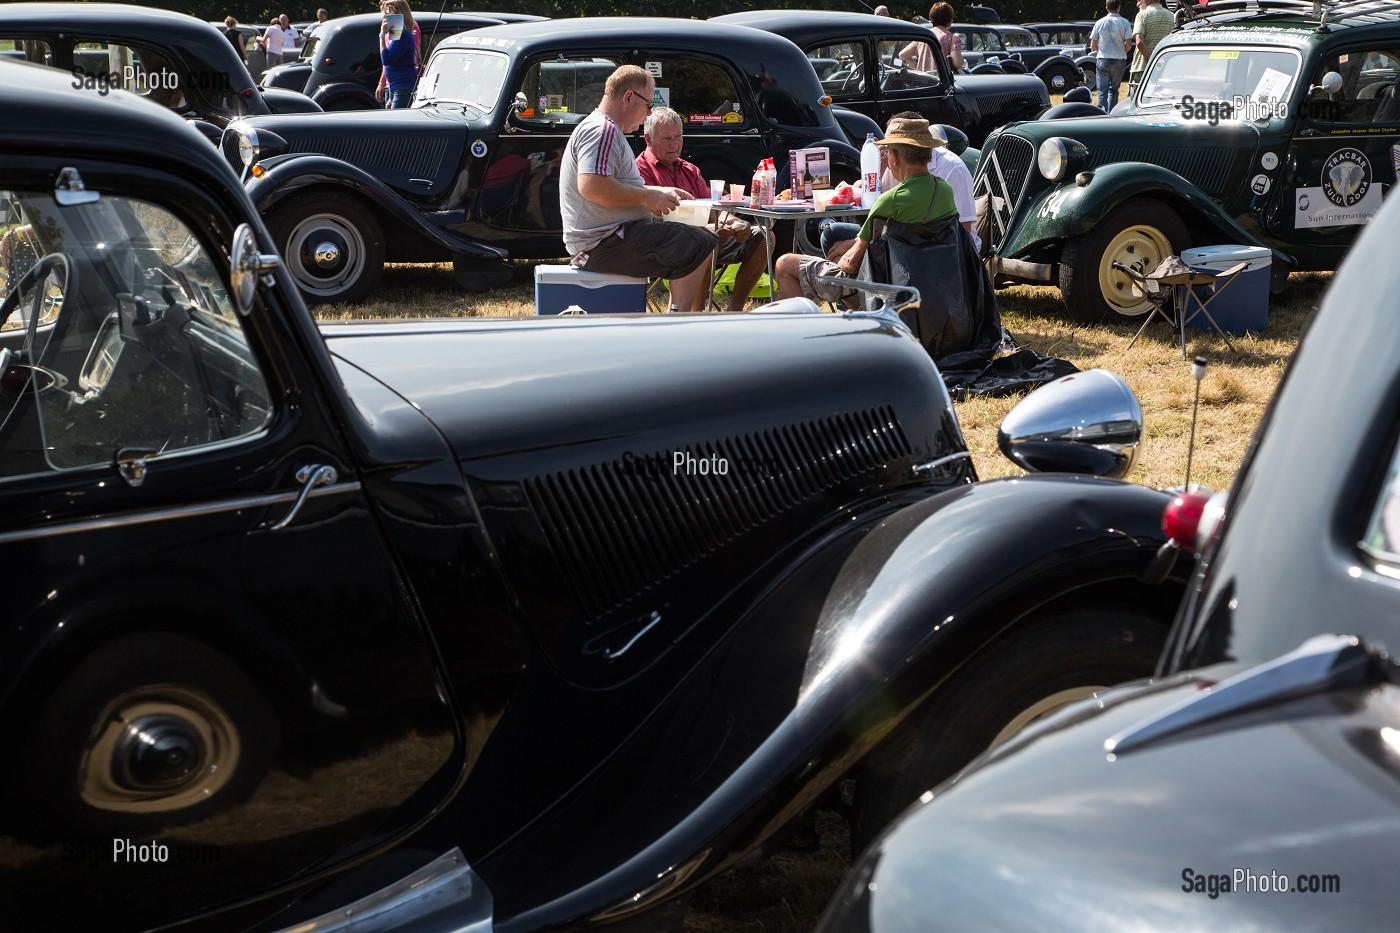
[1180,245,1272,334]
[534,266,648,315]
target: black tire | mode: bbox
[266,192,384,304]
[850,609,1165,854]
[9,633,278,840]
[1042,64,1078,95]
[324,95,370,112]
[1059,198,1189,324]
[453,255,515,292]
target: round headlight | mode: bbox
[237,129,259,167]
[1038,138,1069,182]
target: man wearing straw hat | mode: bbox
[775,114,956,306]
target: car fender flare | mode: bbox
[1003,161,1295,266]
[248,154,507,260]
[261,85,324,114]
[831,106,883,150]
[798,475,1178,721]
[1032,53,1082,79]
[309,82,379,111]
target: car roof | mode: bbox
[712,9,936,42]
[319,12,507,41]
[1,59,231,178]
[5,3,250,71]
[436,16,816,63]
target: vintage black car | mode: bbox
[712,10,1049,148]
[976,1,1400,323]
[0,2,321,133]
[819,158,1400,933]
[223,16,890,302]
[2,60,1188,933]
[1025,20,1095,53]
[257,11,546,110]
[952,21,1086,93]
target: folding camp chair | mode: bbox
[1119,255,1244,359]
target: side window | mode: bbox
[0,37,53,67]
[0,191,271,481]
[1310,47,1400,124]
[514,56,622,125]
[1362,440,1400,569]
[646,57,747,130]
[881,38,943,91]
[810,42,866,99]
[71,42,231,114]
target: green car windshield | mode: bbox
[1138,46,1301,108]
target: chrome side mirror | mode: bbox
[997,369,1143,479]
[230,223,281,316]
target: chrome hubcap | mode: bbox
[312,241,341,268]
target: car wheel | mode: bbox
[267,193,384,304]
[324,96,369,112]
[453,255,515,292]
[1043,64,1077,94]
[850,608,1164,854]
[1059,198,1189,323]
[9,633,278,840]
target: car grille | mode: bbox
[1089,145,1237,200]
[973,133,1036,252]
[524,407,912,620]
[290,135,451,179]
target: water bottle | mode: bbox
[860,133,880,208]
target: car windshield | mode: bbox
[0,188,270,480]
[297,35,318,62]
[1138,46,1301,108]
[1000,29,1038,48]
[416,48,509,110]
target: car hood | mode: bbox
[321,311,952,466]
[1010,109,1262,155]
[828,667,1400,931]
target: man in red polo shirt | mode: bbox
[636,107,771,312]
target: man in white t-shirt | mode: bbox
[258,14,302,68]
[560,65,716,312]
[821,117,979,257]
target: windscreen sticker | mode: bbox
[1261,151,1279,170]
[645,61,663,78]
[722,111,743,123]
[1249,67,1291,102]
[1210,49,1240,59]
[652,87,670,109]
[688,114,723,125]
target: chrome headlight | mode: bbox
[237,128,259,167]
[1037,137,1089,182]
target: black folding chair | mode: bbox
[1118,256,1243,359]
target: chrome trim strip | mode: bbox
[274,847,494,933]
[0,481,361,546]
[912,451,974,474]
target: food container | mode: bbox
[663,199,717,226]
[812,188,835,210]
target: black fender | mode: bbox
[832,105,883,150]
[969,62,1006,75]
[261,86,323,114]
[309,81,380,112]
[1040,101,1106,120]
[1033,53,1083,82]
[246,153,507,260]
[467,475,1183,929]
[188,118,223,145]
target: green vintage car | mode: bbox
[977,0,1400,322]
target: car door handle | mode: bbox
[268,464,338,531]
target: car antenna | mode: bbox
[1185,355,1207,490]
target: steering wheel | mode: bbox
[0,252,75,367]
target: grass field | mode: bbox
[315,259,1327,931]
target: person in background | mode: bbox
[776,114,956,306]
[874,5,892,15]
[378,0,417,109]
[903,3,963,72]
[257,14,301,68]
[636,107,772,313]
[821,113,978,260]
[1130,0,1175,96]
[376,0,423,105]
[223,15,246,64]
[1090,0,1134,112]
[304,8,330,39]
[560,65,716,313]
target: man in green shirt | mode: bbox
[1129,0,1176,95]
[776,115,956,306]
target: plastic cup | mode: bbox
[729,183,744,200]
[710,179,724,200]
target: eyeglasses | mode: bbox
[629,89,655,112]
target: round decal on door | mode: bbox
[1251,174,1271,195]
[471,139,488,158]
[1260,151,1279,171]
[1322,148,1370,207]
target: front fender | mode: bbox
[1003,161,1275,261]
[1032,53,1082,77]
[261,86,323,114]
[832,106,882,149]
[247,154,506,260]
[309,81,379,111]
[801,475,1179,708]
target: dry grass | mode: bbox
[312,261,1328,931]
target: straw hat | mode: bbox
[878,115,945,149]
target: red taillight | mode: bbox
[1162,491,1211,553]
[323,57,335,65]
[239,88,255,99]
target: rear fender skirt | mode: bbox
[308,82,380,111]
[247,155,507,260]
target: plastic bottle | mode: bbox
[760,158,777,206]
[860,134,880,208]
[750,161,764,208]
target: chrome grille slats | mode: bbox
[522,408,912,619]
[974,133,1036,250]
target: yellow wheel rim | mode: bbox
[1098,223,1174,317]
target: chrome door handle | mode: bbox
[268,464,337,531]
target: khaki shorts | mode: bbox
[716,222,768,265]
[795,255,857,303]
